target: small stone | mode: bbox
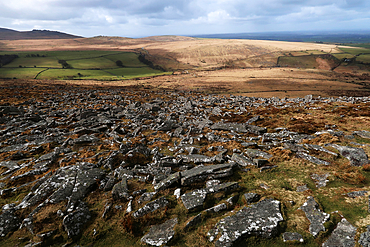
[311,173,330,188]
[243,193,261,204]
[282,232,304,243]
[174,188,181,199]
[296,184,309,192]
[126,200,132,213]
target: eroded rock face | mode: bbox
[207,199,283,247]
[180,163,236,186]
[141,218,178,246]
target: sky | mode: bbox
[1,0,370,38]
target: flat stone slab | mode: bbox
[179,154,215,164]
[180,163,236,186]
[181,189,208,211]
[304,144,338,156]
[204,203,227,214]
[322,218,356,247]
[231,153,254,167]
[184,213,202,231]
[207,198,283,247]
[141,218,178,246]
[244,149,273,159]
[296,152,330,166]
[133,196,169,218]
[154,172,180,191]
[299,196,330,237]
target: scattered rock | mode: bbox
[296,184,309,192]
[112,178,129,201]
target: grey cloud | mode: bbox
[0,0,369,37]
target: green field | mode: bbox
[357,54,370,63]
[278,56,319,68]
[0,50,169,80]
[338,47,370,55]
[0,68,45,79]
[3,57,62,68]
[332,53,355,60]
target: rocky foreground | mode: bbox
[0,82,370,246]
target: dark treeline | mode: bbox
[0,54,18,67]
[138,53,166,72]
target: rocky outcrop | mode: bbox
[0,83,370,246]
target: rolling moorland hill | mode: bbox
[0,28,83,40]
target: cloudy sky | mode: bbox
[1,0,370,38]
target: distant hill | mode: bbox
[0,28,83,40]
[192,30,370,44]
